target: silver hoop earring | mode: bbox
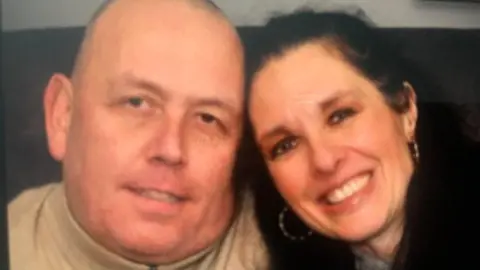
[410,140,420,164]
[278,206,313,241]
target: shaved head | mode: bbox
[44,0,245,265]
[86,0,222,35]
[72,0,233,85]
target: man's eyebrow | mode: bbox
[189,98,239,118]
[112,73,239,117]
[112,73,170,100]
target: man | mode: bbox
[8,0,267,269]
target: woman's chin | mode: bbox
[331,219,390,244]
[308,215,388,244]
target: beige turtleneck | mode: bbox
[8,182,268,270]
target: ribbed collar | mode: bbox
[38,183,220,270]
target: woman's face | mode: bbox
[249,42,417,242]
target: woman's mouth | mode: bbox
[315,171,375,215]
[325,173,371,205]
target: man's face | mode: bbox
[45,1,244,263]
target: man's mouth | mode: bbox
[129,187,186,203]
[324,173,371,205]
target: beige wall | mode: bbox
[2,0,480,31]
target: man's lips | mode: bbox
[124,185,190,216]
[126,185,189,203]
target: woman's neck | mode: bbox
[352,216,404,262]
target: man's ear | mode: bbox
[401,81,418,141]
[44,73,74,161]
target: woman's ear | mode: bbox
[401,81,418,141]
[43,73,74,161]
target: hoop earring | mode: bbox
[278,206,313,241]
[409,140,420,164]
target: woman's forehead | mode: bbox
[251,46,372,106]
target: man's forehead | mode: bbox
[78,0,232,57]
[84,0,239,67]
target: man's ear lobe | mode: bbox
[402,81,418,140]
[44,73,74,161]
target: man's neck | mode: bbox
[44,183,218,270]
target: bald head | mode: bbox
[86,0,222,34]
[72,0,238,83]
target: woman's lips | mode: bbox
[325,173,371,204]
[316,171,375,215]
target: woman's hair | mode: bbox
[244,9,473,270]
[246,10,412,113]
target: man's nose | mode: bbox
[148,119,185,167]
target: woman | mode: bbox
[244,10,476,270]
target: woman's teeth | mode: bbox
[326,174,370,204]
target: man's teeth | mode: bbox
[139,190,181,203]
[326,174,369,204]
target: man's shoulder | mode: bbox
[8,182,60,270]
[215,191,269,269]
[236,192,269,266]
[8,182,59,229]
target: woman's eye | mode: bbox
[328,108,356,125]
[199,113,218,124]
[270,137,298,160]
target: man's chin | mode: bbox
[110,226,186,264]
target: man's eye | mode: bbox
[197,112,228,134]
[126,96,149,109]
[270,137,298,160]
[328,108,356,125]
